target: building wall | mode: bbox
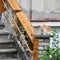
[18,0,60,20]
[17,0,31,18]
[18,0,60,34]
[32,0,60,20]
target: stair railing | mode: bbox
[4,12,32,60]
[3,13,23,50]
[2,0,33,54]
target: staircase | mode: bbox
[0,23,20,60]
[0,0,39,60]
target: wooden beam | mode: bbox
[7,0,22,12]
[16,12,39,60]
[16,12,37,43]
[0,0,5,13]
[33,38,38,60]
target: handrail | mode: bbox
[2,0,33,53]
[4,12,32,60]
[3,13,10,26]
[4,13,24,51]
[16,12,37,43]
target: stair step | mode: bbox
[0,29,9,35]
[0,39,14,49]
[0,40,13,44]
[0,44,14,49]
[0,22,5,29]
[0,49,17,54]
[0,22,5,25]
[1,59,22,60]
[0,53,18,59]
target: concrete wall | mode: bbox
[18,0,31,18]
[18,0,60,20]
[17,0,60,34]
[32,0,60,20]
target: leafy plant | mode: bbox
[39,29,60,60]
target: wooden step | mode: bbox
[0,48,17,54]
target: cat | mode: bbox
[40,25,52,35]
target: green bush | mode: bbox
[39,29,60,60]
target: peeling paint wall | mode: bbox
[19,0,60,20]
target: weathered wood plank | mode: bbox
[7,0,22,12]
[33,38,39,60]
[16,12,39,60]
[16,12,37,43]
[0,0,5,13]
